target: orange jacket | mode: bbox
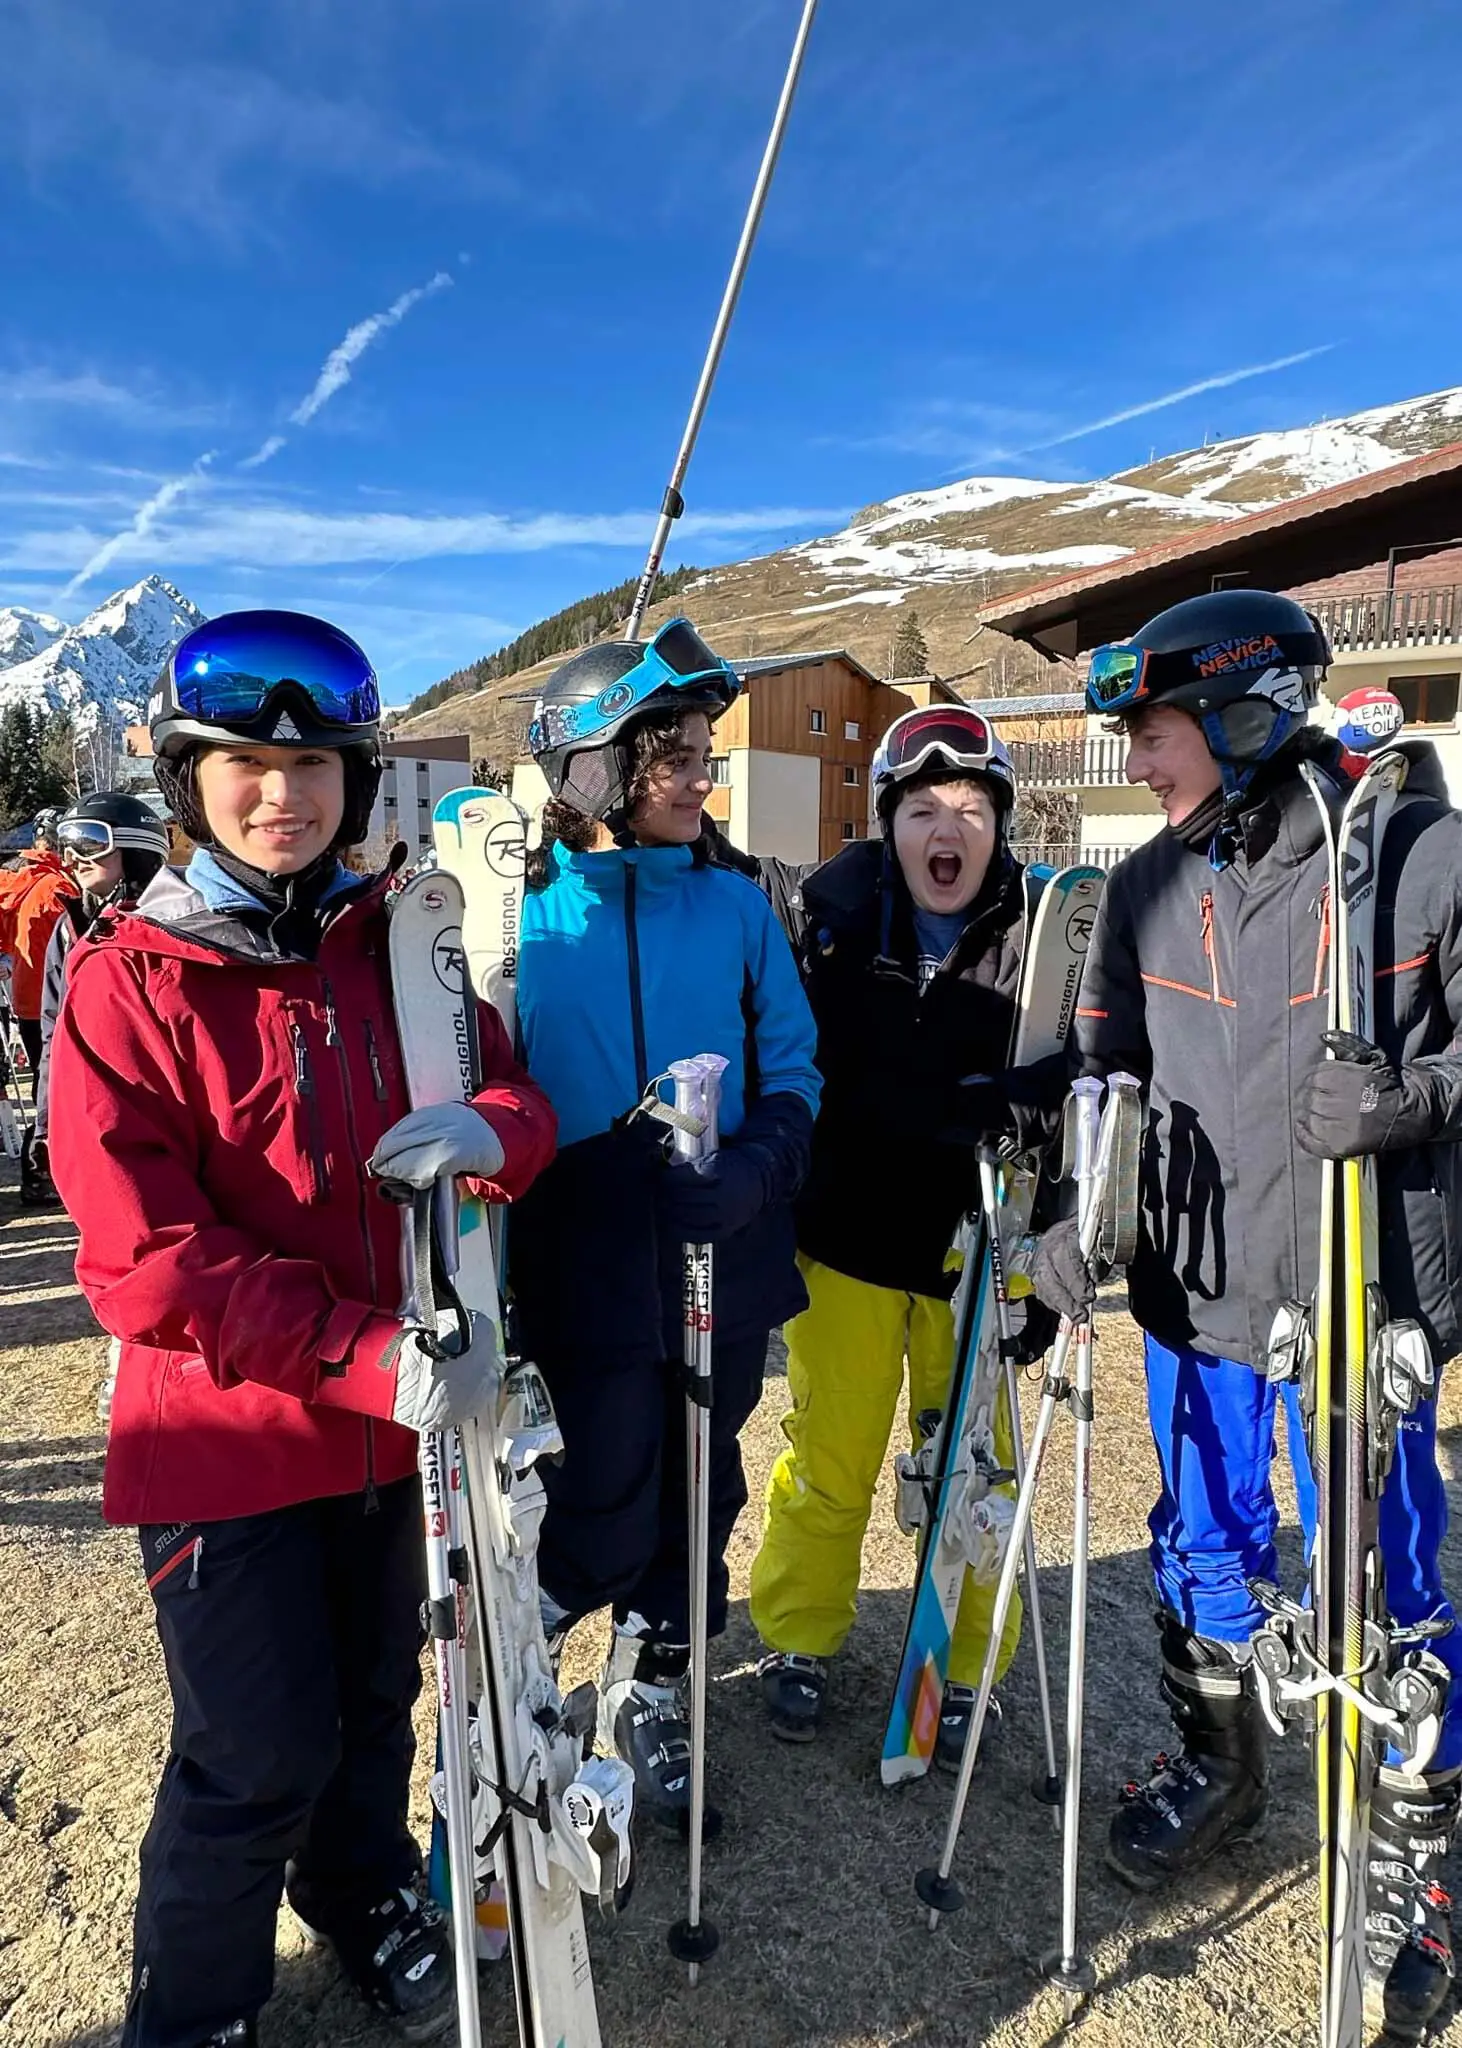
[0,852,79,1019]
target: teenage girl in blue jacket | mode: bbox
[510,618,821,1825]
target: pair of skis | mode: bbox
[880,863,1104,1789]
[1249,750,1449,2048]
[385,790,632,2048]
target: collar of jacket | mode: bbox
[802,835,1023,975]
[547,839,694,901]
[96,857,384,967]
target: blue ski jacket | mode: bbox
[510,839,821,1364]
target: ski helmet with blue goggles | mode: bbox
[150,608,381,760]
[529,616,740,823]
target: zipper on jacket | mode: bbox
[362,1018,388,1101]
[1199,892,1224,1006]
[187,1536,204,1590]
[623,866,650,1098]
[291,1024,330,1202]
[323,977,385,1505]
[1311,885,1331,1003]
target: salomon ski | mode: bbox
[881,863,1103,1786]
[1251,753,1449,2048]
[387,867,632,2048]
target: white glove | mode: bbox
[369,1101,505,1190]
[390,1310,501,1433]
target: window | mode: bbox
[841,821,857,841]
[844,719,860,741]
[843,764,860,786]
[709,756,731,786]
[809,707,827,734]
[1390,672,1460,727]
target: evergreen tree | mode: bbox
[0,703,77,830]
[890,608,930,677]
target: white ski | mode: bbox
[387,868,630,2048]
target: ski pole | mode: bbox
[978,1146,1061,1824]
[397,1183,484,2048]
[917,1080,1119,1931]
[665,1054,728,1983]
[1048,1077,1107,2018]
[624,0,819,639]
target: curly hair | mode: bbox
[528,705,698,883]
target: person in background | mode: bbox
[29,793,171,1209]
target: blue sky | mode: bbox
[3,0,1460,703]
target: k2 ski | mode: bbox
[1251,752,1450,2048]
[881,863,1103,1786]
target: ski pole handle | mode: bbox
[668,1054,730,1166]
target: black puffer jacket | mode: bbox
[1076,738,1462,1369]
[766,837,1051,1299]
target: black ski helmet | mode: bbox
[528,617,740,830]
[1086,589,1330,798]
[58,790,170,896]
[31,806,62,850]
[149,608,383,848]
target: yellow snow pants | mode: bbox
[749,1255,1022,1687]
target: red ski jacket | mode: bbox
[48,865,557,1526]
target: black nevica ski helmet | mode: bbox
[149,609,383,847]
[1085,588,1330,800]
[528,616,740,834]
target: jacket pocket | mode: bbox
[285,1008,331,1205]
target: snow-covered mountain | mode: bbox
[0,577,203,732]
[396,381,1462,753]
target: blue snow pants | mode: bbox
[1143,1333,1462,1771]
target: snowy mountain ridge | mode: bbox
[0,577,203,732]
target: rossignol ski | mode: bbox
[1250,752,1449,2048]
[387,866,632,2048]
[880,863,1104,1787]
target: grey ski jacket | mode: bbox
[1075,739,1462,1370]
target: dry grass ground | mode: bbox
[3,1180,1462,2048]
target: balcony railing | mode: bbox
[1309,583,1462,654]
[1009,734,1128,789]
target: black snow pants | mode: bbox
[123,1476,426,2048]
[536,1333,769,1642]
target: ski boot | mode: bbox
[935,1684,1002,1776]
[598,1625,694,1830]
[1106,1614,1269,1893]
[1365,1766,1460,2043]
[202,2026,258,2048]
[292,1883,455,2041]
[18,1128,60,1208]
[758,1651,828,1742]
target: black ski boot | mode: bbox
[758,1651,828,1742]
[1364,1767,1460,2043]
[935,1684,1003,1776]
[1106,1614,1269,1893]
[293,1883,455,2040]
[598,1628,693,1829]
[18,1128,60,1208]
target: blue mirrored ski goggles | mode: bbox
[1085,641,1153,714]
[169,611,380,726]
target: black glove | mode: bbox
[657,1144,767,1245]
[942,1074,1019,1149]
[1007,1293,1060,1366]
[1294,1030,1437,1161]
[1025,1216,1097,1325]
